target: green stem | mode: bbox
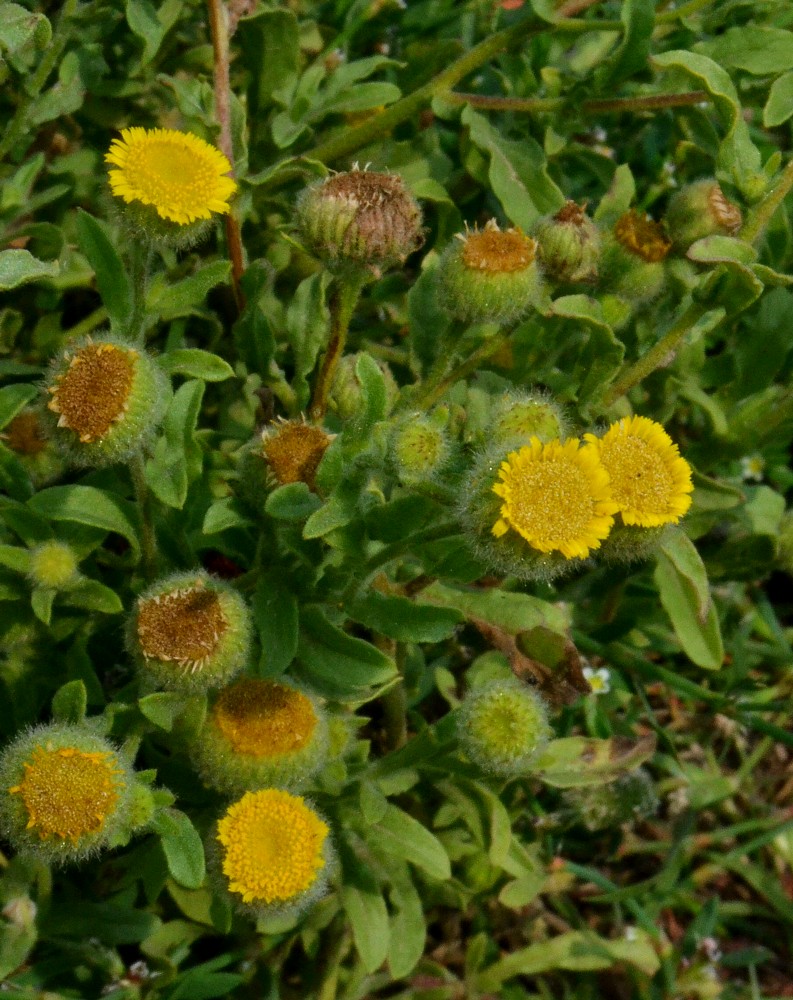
[0,0,78,163]
[413,330,512,411]
[309,271,367,422]
[130,453,157,580]
[128,243,152,345]
[602,301,708,406]
[444,90,707,114]
[656,0,715,22]
[740,159,793,245]
[382,644,408,751]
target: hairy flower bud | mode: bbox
[564,768,659,831]
[534,200,600,283]
[457,678,551,776]
[44,337,169,467]
[666,179,743,252]
[489,391,567,447]
[391,414,450,484]
[1,407,64,486]
[600,210,671,304]
[27,541,80,590]
[127,571,252,693]
[329,352,398,421]
[297,167,423,272]
[438,221,545,324]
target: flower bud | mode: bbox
[489,391,567,447]
[27,541,80,590]
[329,352,398,421]
[238,419,333,511]
[534,200,600,283]
[564,768,658,832]
[391,414,450,485]
[297,167,423,272]
[212,789,334,918]
[44,337,169,467]
[127,571,252,693]
[666,179,742,252]
[1,407,64,485]
[457,678,551,776]
[193,678,328,795]
[438,221,545,325]
[600,210,671,304]
[0,723,132,864]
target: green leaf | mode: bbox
[653,50,762,197]
[264,482,323,521]
[0,249,59,290]
[533,735,656,788]
[687,236,757,265]
[461,106,564,229]
[594,164,635,225]
[159,349,234,383]
[371,803,451,880]
[595,0,654,89]
[139,692,187,731]
[144,380,204,509]
[152,809,206,889]
[0,543,30,573]
[342,883,390,974]
[51,679,87,724]
[125,0,166,64]
[296,605,397,701]
[698,26,793,75]
[764,70,793,127]
[0,2,51,59]
[75,211,133,335]
[28,486,141,561]
[387,867,425,978]
[253,570,299,676]
[62,578,124,614]
[237,8,300,126]
[31,586,54,624]
[148,261,232,321]
[302,487,358,539]
[348,591,462,643]
[655,530,724,670]
[0,383,38,430]
[420,582,569,635]
[202,497,254,534]
[285,272,331,409]
[349,352,388,437]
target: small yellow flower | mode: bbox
[491,437,618,559]
[213,679,318,758]
[106,127,237,225]
[216,789,330,907]
[613,210,671,263]
[586,416,693,527]
[460,222,537,273]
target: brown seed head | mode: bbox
[137,581,228,669]
[261,421,331,489]
[3,410,47,455]
[614,210,671,263]
[461,222,537,273]
[47,343,136,443]
[707,184,742,234]
[212,679,318,757]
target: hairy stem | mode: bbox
[602,302,708,406]
[445,90,708,114]
[128,243,152,346]
[206,0,245,312]
[0,0,79,163]
[309,272,367,422]
[741,159,793,245]
[130,453,158,581]
[413,330,512,411]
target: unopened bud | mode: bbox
[391,414,450,484]
[666,179,742,251]
[534,200,600,283]
[600,210,670,304]
[329,352,398,421]
[28,541,80,590]
[489,391,567,447]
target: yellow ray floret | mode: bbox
[8,745,125,845]
[491,437,619,559]
[585,416,693,527]
[105,127,237,225]
[217,789,328,905]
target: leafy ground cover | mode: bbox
[1,0,793,997]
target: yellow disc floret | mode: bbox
[213,679,318,757]
[47,342,136,444]
[613,210,671,263]
[8,745,125,845]
[461,222,537,273]
[106,127,237,225]
[585,416,693,527]
[491,437,618,559]
[217,790,329,906]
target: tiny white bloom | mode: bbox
[583,666,611,695]
[740,454,765,482]
[624,926,638,941]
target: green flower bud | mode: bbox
[0,406,64,486]
[457,678,551,776]
[438,221,545,325]
[599,523,668,564]
[193,678,328,795]
[0,723,132,864]
[600,210,671,304]
[564,768,659,832]
[329,352,398,421]
[534,200,600,283]
[127,571,253,693]
[666,179,743,252]
[27,541,80,590]
[297,167,423,273]
[489,391,567,447]
[44,336,169,467]
[391,413,450,484]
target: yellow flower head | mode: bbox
[491,437,618,559]
[106,127,237,225]
[585,416,693,527]
[261,420,332,490]
[0,725,130,862]
[213,679,318,758]
[460,221,537,273]
[216,790,330,908]
[613,210,671,263]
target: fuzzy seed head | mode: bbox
[261,421,331,490]
[28,541,79,590]
[461,224,537,273]
[137,583,227,668]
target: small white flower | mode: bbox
[624,926,638,942]
[740,454,765,482]
[583,666,611,695]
